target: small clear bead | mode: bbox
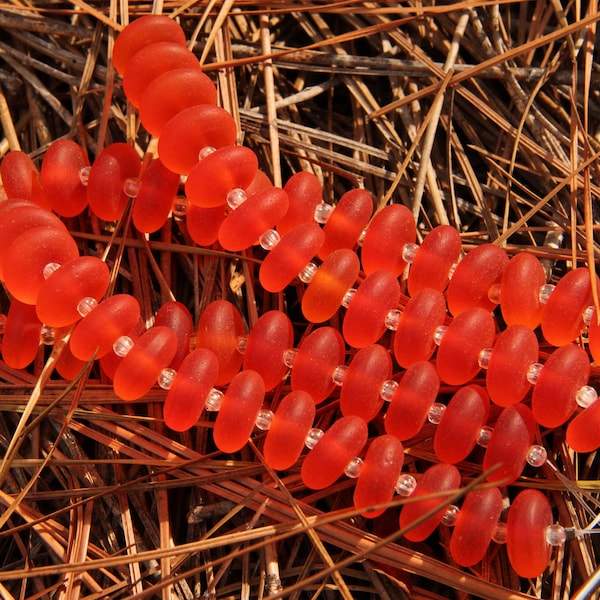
[487,283,501,304]
[313,202,333,224]
[236,336,248,354]
[255,409,274,431]
[428,402,446,424]
[539,283,555,304]
[341,288,356,308]
[198,145,216,160]
[433,325,447,346]
[123,176,141,198]
[526,362,544,385]
[546,523,567,546]
[402,242,419,264]
[493,522,507,544]
[380,379,398,402]
[305,428,324,449]
[576,385,598,408]
[478,347,493,369]
[332,364,348,386]
[477,426,494,448]
[283,348,298,368]
[43,262,61,279]
[77,296,98,317]
[259,229,281,250]
[344,457,364,478]
[526,444,547,467]
[385,309,402,331]
[172,196,188,218]
[298,261,319,284]
[357,227,368,246]
[395,473,417,496]
[205,388,223,412]
[583,306,595,327]
[158,368,177,390]
[441,505,460,527]
[79,166,91,186]
[40,325,55,345]
[113,335,134,357]
[227,188,247,210]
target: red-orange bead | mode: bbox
[186,204,226,247]
[1,300,42,368]
[155,301,193,370]
[278,171,322,235]
[566,398,600,452]
[0,151,49,210]
[55,334,87,380]
[588,308,600,364]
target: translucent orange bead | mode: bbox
[353,435,404,518]
[361,204,416,277]
[278,171,322,235]
[301,415,368,490]
[55,334,87,380]
[0,151,49,210]
[163,348,219,432]
[566,398,600,452]
[186,204,226,247]
[213,369,265,453]
[1,300,42,368]
[588,307,600,364]
[399,463,461,542]
[155,301,193,370]
[99,319,145,380]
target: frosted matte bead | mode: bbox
[506,489,552,578]
[155,301,194,370]
[407,225,462,295]
[361,204,416,276]
[531,343,590,428]
[278,171,323,235]
[213,370,266,453]
[186,204,226,247]
[100,320,145,380]
[301,415,368,489]
[55,333,87,380]
[353,435,404,518]
[399,463,461,542]
[1,300,42,368]
[567,399,600,452]
[0,151,49,210]
[588,307,600,363]
[446,244,509,316]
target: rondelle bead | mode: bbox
[277,171,323,235]
[185,204,226,247]
[399,463,461,542]
[499,252,546,328]
[407,225,462,295]
[541,267,598,346]
[112,326,178,400]
[446,244,509,316]
[99,319,145,380]
[435,307,496,386]
[154,301,193,370]
[531,343,590,428]
[393,287,447,369]
[163,348,219,432]
[360,204,416,277]
[449,486,503,567]
[302,248,360,323]
[566,396,600,452]
[340,344,392,422]
[342,269,401,348]
[55,333,88,380]
[301,415,368,490]
[434,385,489,464]
[1,300,42,368]
[290,327,345,404]
[243,310,293,391]
[384,361,440,440]
[0,151,49,210]
[263,390,316,470]
[212,369,266,453]
[353,435,404,518]
[506,489,553,578]
[485,324,539,406]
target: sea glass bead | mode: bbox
[185,204,226,246]
[158,105,238,175]
[340,344,392,421]
[1,300,42,368]
[588,308,600,364]
[317,189,373,259]
[531,343,590,428]
[69,294,141,360]
[3,225,79,304]
[506,489,553,578]
[0,151,49,210]
[399,463,461,542]
[566,397,600,452]
[435,307,496,385]
[483,404,536,485]
[499,252,546,328]
[155,301,193,370]
[112,325,178,400]
[342,270,401,348]
[361,204,416,277]
[446,244,509,316]
[218,186,289,251]
[485,324,539,407]
[40,139,89,217]
[433,385,490,464]
[302,248,360,323]
[277,171,323,235]
[87,143,141,221]
[112,15,186,75]
[212,369,265,453]
[259,223,324,292]
[290,327,345,404]
[407,225,462,295]
[263,390,316,470]
[353,435,404,518]
[393,288,446,369]
[541,267,598,346]
[185,145,258,207]
[301,415,368,490]
[243,310,293,391]
[99,319,145,380]
[35,256,110,327]
[55,334,87,380]
[449,486,503,567]
[384,361,440,440]
[139,68,217,136]
[163,348,219,432]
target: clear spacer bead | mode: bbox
[427,402,446,425]
[305,428,324,449]
[77,296,98,317]
[158,368,177,390]
[227,188,247,210]
[198,145,216,160]
[172,196,189,218]
[380,379,398,402]
[576,385,598,408]
[395,473,417,496]
[123,176,141,198]
[259,229,281,250]
[313,202,334,224]
[255,409,274,431]
[205,388,224,412]
[43,262,61,279]
[79,166,91,186]
[236,336,248,354]
[538,283,555,304]
[341,288,356,308]
[433,325,447,346]
[583,305,595,327]
[283,348,297,368]
[401,242,419,264]
[477,426,494,448]
[545,523,567,546]
[478,347,493,369]
[526,444,547,467]
[487,283,501,304]
[113,335,134,357]
[298,261,319,284]
[40,325,55,345]
[441,505,460,526]
[385,309,401,331]
[344,457,364,478]
[332,364,348,386]
[526,362,544,385]
[492,522,507,544]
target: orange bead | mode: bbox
[0,151,49,210]
[186,204,226,247]
[55,334,88,380]
[1,300,42,368]
[278,171,322,235]
[566,398,600,452]
[155,301,193,370]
